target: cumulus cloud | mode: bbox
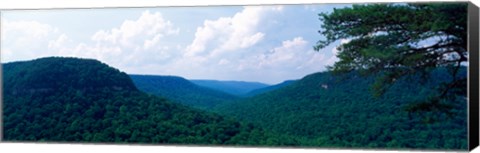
[179,36,328,84]
[185,6,282,58]
[1,19,62,62]
[251,37,326,72]
[325,38,351,66]
[2,6,339,84]
[48,34,69,49]
[91,10,179,48]
[255,37,309,69]
[70,11,180,70]
[2,20,58,40]
[86,10,181,68]
[2,10,182,71]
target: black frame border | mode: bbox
[468,1,479,151]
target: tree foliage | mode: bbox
[314,3,468,111]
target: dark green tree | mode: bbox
[314,3,468,113]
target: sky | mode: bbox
[1,4,353,84]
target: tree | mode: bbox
[314,3,468,114]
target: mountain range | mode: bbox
[190,80,269,96]
[2,57,468,150]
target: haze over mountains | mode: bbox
[190,80,270,96]
[2,57,468,150]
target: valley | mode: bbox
[2,57,468,150]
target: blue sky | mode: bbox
[1,4,352,84]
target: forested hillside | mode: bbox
[214,68,468,150]
[130,75,238,109]
[245,80,296,97]
[3,57,137,94]
[2,57,286,145]
[190,80,269,96]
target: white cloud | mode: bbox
[325,38,351,66]
[77,10,181,69]
[340,38,351,44]
[325,47,339,66]
[258,37,309,69]
[48,34,69,49]
[3,20,58,39]
[181,36,329,84]
[2,6,339,84]
[185,17,229,56]
[2,10,182,71]
[70,10,183,70]
[185,6,282,58]
[91,10,179,48]
[237,37,328,83]
[1,19,62,62]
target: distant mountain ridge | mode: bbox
[130,74,238,109]
[245,80,296,96]
[190,80,269,96]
